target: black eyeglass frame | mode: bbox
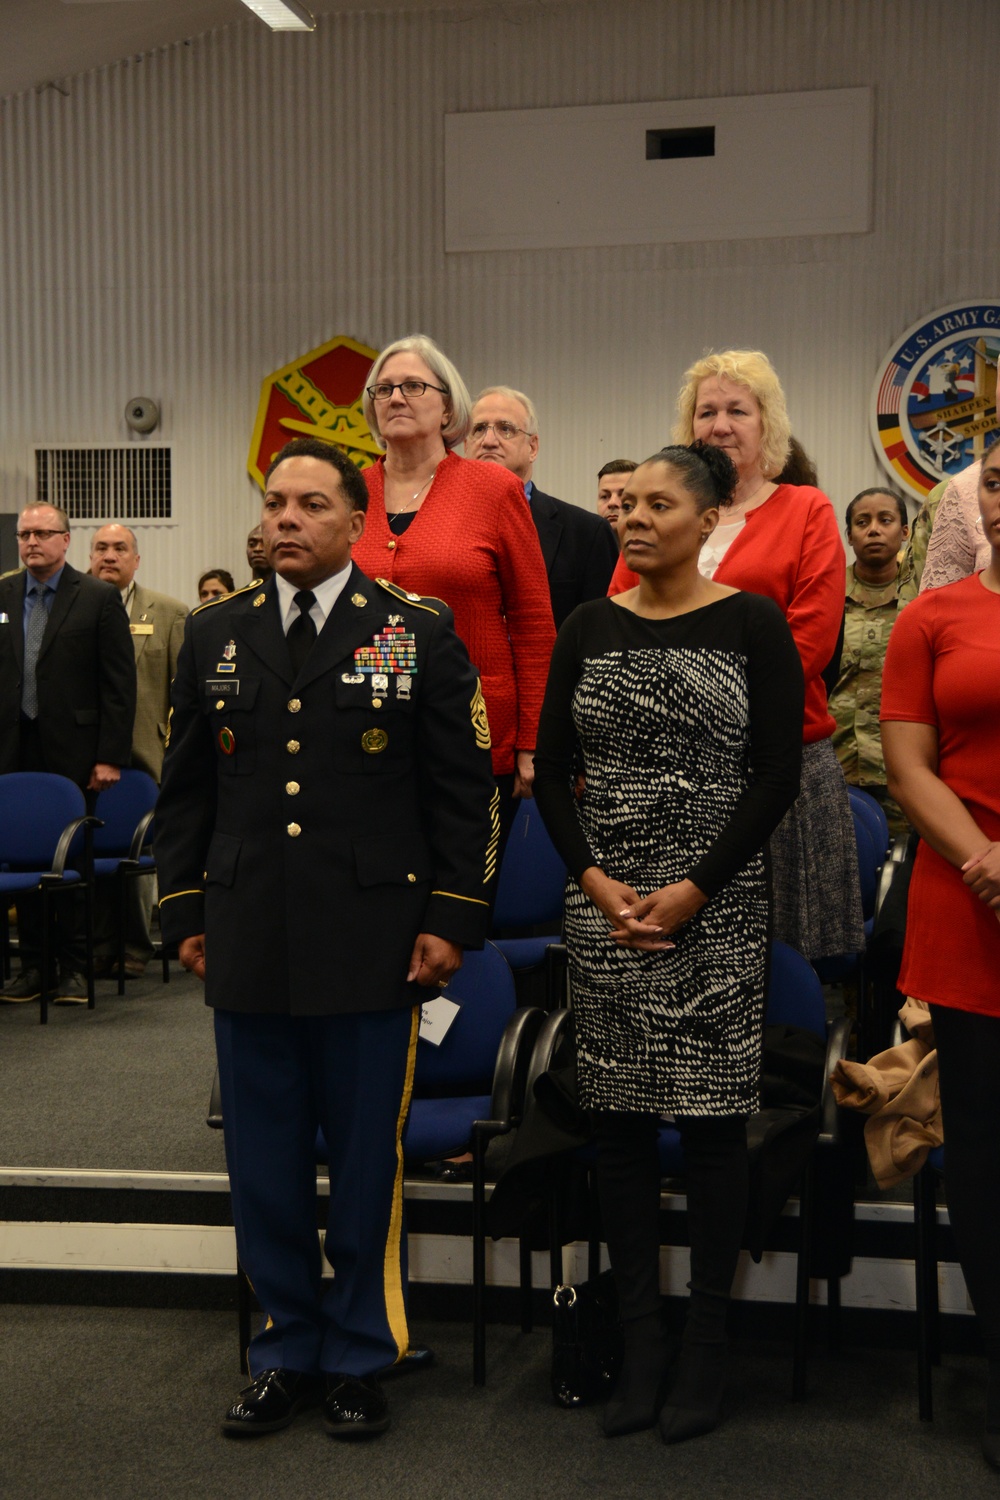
[366,379,449,402]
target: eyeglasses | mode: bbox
[468,421,529,442]
[367,379,448,402]
[17,528,67,541]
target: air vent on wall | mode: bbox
[34,446,172,521]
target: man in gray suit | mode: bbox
[89,523,188,975]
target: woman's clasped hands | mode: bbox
[579,868,707,950]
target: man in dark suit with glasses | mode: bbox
[466,386,619,627]
[0,502,135,1004]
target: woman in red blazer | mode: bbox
[608,350,861,962]
[354,334,555,837]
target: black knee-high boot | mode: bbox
[660,1114,748,1445]
[594,1111,673,1436]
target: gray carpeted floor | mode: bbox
[4,1307,998,1500]
[0,967,225,1172]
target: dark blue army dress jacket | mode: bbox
[154,564,498,1016]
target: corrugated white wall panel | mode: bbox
[0,0,996,602]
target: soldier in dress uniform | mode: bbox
[155,437,497,1441]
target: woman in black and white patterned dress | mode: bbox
[534,444,802,1444]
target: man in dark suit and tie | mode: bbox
[0,503,136,1003]
[466,387,619,628]
[155,437,496,1440]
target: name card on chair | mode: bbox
[419,995,461,1047]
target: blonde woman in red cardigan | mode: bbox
[355,335,555,841]
[608,350,861,962]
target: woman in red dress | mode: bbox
[354,335,555,840]
[881,434,1000,1472]
[608,350,859,962]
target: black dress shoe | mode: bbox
[323,1374,390,1439]
[380,1343,435,1379]
[0,968,42,1002]
[221,1368,319,1436]
[54,971,89,1005]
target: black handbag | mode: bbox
[550,1269,623,1408]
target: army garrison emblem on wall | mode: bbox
[248,334,380,489]
[870,301,1000,502]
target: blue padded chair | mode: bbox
[849,787,890,865]
[370,941,543,1383]
[491,797,568,1007]
[0,772,99,1023]
[402,941,519,1153]
[93,770,164,993]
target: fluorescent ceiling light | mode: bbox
[236,0,316,30]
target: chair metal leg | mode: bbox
[116,872,128,996]
[792,1165,813,1401]
[472,1129,488,1385]
[84,880,96,1009]
[548,1166,563,1291]
[826,1276,842,1353]
[914,1161,936,1420]
[925,1178,941,1367]
[519,1237,534,1332]
[39,886,52,1025]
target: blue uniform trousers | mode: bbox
[214,1004,419,1379]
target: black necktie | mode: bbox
[287,590,318,677]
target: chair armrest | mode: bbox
[129,808,156,862]
[489,1006,546,1127]
[525,1008,572,1100]
[820,1015,852,1145]
[51,814,103,876]
[873,832,916,923]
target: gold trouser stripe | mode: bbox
[383,1006,420,1363]
[431,890,490,907]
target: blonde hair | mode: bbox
[675,350,792,479]
[363,334,472,451]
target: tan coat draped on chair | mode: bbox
[830,1000,942,1188]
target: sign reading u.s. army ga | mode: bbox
[248,335,381,489]
[870,301,1000,502]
